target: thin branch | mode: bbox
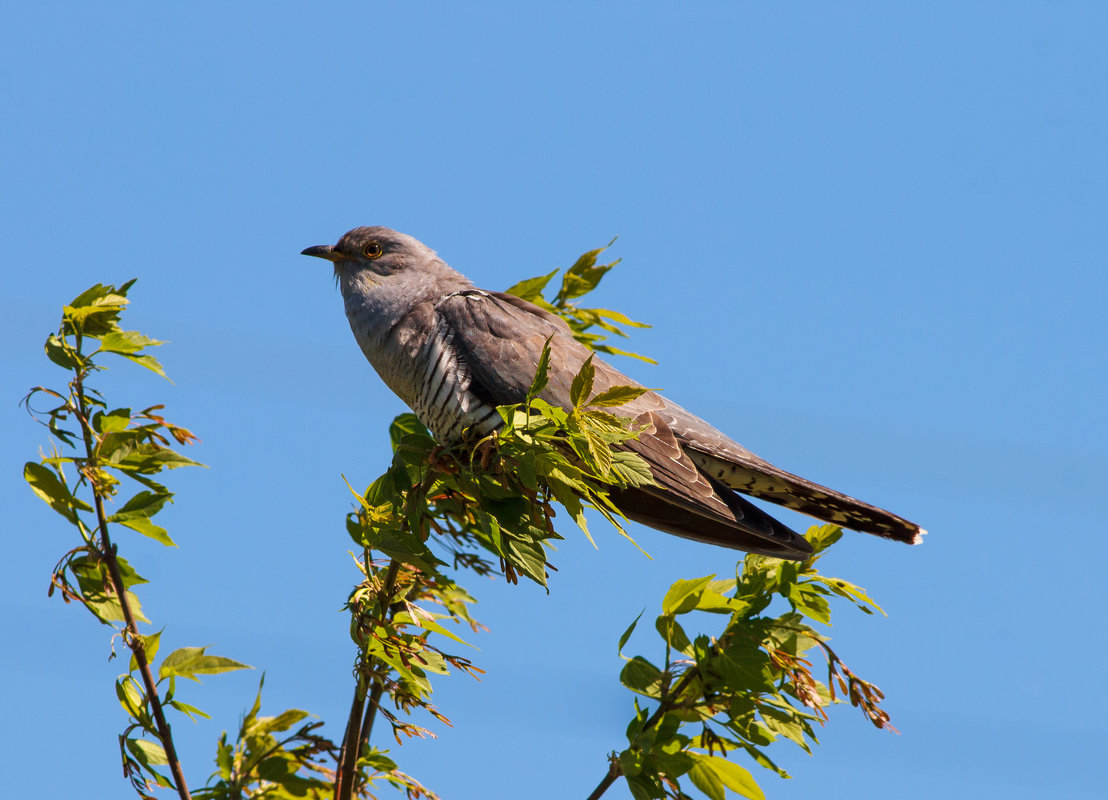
[75,371,191,800]
[335,558,402,800]
[583,666,700,800]
[585,762,621,800]
[357,678,386,754]
[332,688,367,800]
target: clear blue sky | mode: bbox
[4,3,1106,798]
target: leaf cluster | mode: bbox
[335,355,657,759]
[118,642,250,798]
[23,282,203,627]
[23,282,312,799]
[348,344,656,592]
[505,240,656,363]
[608,525,894,800]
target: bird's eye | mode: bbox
[362,241,383,258]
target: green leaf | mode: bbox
[158,646,251,682]
[251,708,310,735]
[116,676,145,719]
[44,333,83,369]
[815,574,886,616]
[108,490,171,523]
[93,407,132,434]
[23,462,91,522]
[587,384,650,408]
[117,351,168,378]
[126,737,169,767]
[345,475,443,572]
[70,555,149,625]
[595,307,650,328]
[527,338,553,401]
[555,242,618,304]
[63,284,130,336]
[130,630,163,673]
[361,748,399,772]
[715,644,773,693]
[760,706,812,751]
[609,450,657,488]
[215,735,233,779]
[788,583,832,625]
[116,516,176,547]
[662,575,716,616]
[620,656,664,697]
[655,614,694,655]
[688,755,726,800]
[593,343,658,365]
[569,354,596,409]
[409,612,474,648]
[166,699,210,721]
[690,755,765,800]
[98,330,164,355]
[114,443,202,473]
[504,269,559,303]
[389,413,430,452]
[618,610,644,655]
[805,524,843,553]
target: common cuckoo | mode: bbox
[304,226,924,560]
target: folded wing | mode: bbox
[433,290,922,559]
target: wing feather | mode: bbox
[434,291,814,558]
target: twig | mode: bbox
[335,558,402,800]
[583,666,700,800]
[75,370,191,800]
[358,678,386,754]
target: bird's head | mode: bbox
[302,226,474,333]
[301,226,438,282]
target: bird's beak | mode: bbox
[300,244,341,262]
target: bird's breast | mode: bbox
[359,310,501,443]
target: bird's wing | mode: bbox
[655,405,925,544]
[433,290,814,558]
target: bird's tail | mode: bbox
[686,448,925,545]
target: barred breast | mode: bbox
[407,309,503,443]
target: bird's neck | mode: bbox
[342,261,474,361]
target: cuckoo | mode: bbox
[303,226,924,560]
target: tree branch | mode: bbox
[583,666,700,799]
[75,371,191,800]
[335,558,402,800]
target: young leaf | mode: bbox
[126,737,169,767]
[129,630,163,673]
[618,610,645,656]
[98,330,164,355]
[661,575,716,616]
[44,334,83,369]
[691,754,766,800]
[504,269,559,303]
[158,646,251,682]
[116,352,168,379]
[108,490,172,523]
[588,384,650,408]
[527,338,553,401]
[116,516,176,547]
[116,675,146,720]
[24,462,92,522]
[569,354,596,410]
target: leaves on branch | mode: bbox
[505,239,656,363]
[608,524,895,798]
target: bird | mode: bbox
[303,226,925,560]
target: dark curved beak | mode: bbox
[301,244,341,262]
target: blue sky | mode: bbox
[4,3,1106,798]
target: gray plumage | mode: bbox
[303,226,925,560]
